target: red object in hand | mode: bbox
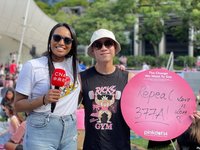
[50,68,67,113]
[51,68,66,88]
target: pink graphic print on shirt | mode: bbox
[88,85,121,130]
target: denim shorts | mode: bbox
[23,112,77,150]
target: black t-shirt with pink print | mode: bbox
[80,67,130,150]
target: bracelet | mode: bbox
[42,95,47,106]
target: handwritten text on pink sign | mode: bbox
[121,69,196,141]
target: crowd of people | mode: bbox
[0,52,25,150]
[0,22,200,150]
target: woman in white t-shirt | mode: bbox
[14,23,80,150]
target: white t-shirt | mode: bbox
[15,56,81,116]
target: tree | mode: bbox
[139,12,165,56]
[137,0,180,56]
[35,0,200,57]
[74,0,136,52]
[34,0,57,15]
[167,0,200,56]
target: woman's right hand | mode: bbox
[44,89,61,104]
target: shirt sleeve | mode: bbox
[15,61,33,96]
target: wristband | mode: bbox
[42,95,47,106]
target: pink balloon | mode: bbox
[121,69,196,141]
[76,109,85,130]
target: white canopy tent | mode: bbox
[0,0,57,63]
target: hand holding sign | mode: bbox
[121,69,196,141]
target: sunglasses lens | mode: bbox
[93,40,114,49]
[104,40,114,48]
[64,37,73,45]
[53,34,73,45]
[93,41,102,49]
[53,35,62,42]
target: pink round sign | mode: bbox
[121,69,196,141]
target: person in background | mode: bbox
[4,74,14,88]
[0,74,5,88]
[9,60,17,75]
[142,61,150,70]
[0,64,5,76]
[78,60,87,72]
[0,86,7,119]
[1,87,15,107]
[176,112,200,150]
[148,111,200,149]
[0,102,21,147]
[4,121,26,150]
[119,55,127,67]
[3,102,21,136]
[80,29,134,150]
[14,23,80,150]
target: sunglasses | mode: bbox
[92,40,114,50]
[52,34,73,45]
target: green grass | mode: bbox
[130,131,176,150]
[0,117,7,122]
[131,138,148,148]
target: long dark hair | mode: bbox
[43,23,78,87]
[190,119,200,143]
[5,87,15,100]
[1,87,15,106]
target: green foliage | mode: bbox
[78,55,93,66]
[194,33,200,48]
[35,0,200,56]
[113,57,120,65]
[126,54,196,70]
[191,8,200,30]
[127,55,143,68]
[126,55,165,68]
[77,55,120,67]
[76,55,197,70]
[74,0,135,47]
[51,10,79,25]
[35,1,55,14]
[0,116,7,122]
[138,1,169,56]
[142,55,156,66]
[54,0,89,8]
[156,54,170,67]
[176,56,196,67]
[168,25,189,43]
